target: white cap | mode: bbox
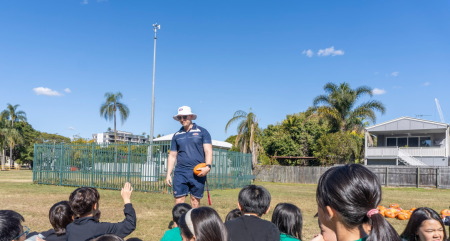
[173,106,197,120]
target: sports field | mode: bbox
[1,170,449,240]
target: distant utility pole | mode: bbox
[149,23,160,156]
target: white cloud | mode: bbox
[81,0,88,4]
[64,88,72,93]
[423,82,431,86]
[391,71,399,77]
[317,46,344,57]
[33,87,62,96]
[68,126,76,130]
[302,49,314,58]
[372,88,386,95]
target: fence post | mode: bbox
[436,168,440,188]
[127,143,131,182]
[417,167,420,188]
[385,166,389,187]
[91,143,94,187]
[59,145,63,186]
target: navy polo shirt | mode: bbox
[170,123,212,172]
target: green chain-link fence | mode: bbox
[33,143,253,192]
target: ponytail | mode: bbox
[367,212,401,241]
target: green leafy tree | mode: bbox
[99,92,130,142]
[261,110,330,166]
[225,110,261,168]
[313,82,385,132]
[313,131,364,165]
[1,104,27,167]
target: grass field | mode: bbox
[1,170,450,240]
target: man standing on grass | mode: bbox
[165,106,213,208]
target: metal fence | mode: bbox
[255,165,450,189]
[33,143,253,192]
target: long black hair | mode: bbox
[179,207,228,241]
[401,207,447,241]
[271,203,303,240]
[316,164,400,241]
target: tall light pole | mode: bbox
[149,23,160,155]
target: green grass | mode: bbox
[1,170,450,240]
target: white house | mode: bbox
[364,117,450,166]
[93,131,148,144]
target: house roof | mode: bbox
[153,134,233,149]
[366,116,448,134]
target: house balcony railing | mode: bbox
[366,147,446,157]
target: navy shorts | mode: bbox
[173,170,206,199]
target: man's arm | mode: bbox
[197,143,212,177]
[166,150,177,186]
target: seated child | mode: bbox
[271,203,303,241]
[179,207,228,241]
[160,203,192,241]
[89,234,125,241]
[66,182,136,241]
[224,185,280,241]
[38,201,74,241]
[225,209,242,222]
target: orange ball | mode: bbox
[397,212,410,220]
[193,163,207,176]
[441,209,450,217]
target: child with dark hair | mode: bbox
[224,185,280,241]
[0,210,28,241]
[37,201,74,241]
[179,206,228,241]
[225,209,242,222]
[316,164,400,241]
[160,203,192,241]
[401,207,446,241]
[66,182,136,241]
[89,234,125,241]
[271,203,303,241]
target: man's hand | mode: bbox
[196,166,210,177]
[166,175,172,187]
[121,182,133,204]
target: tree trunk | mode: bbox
[1,148,5,171]
[9,145,13,168]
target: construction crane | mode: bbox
[435,98,445,123]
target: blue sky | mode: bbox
[1,0,449,141]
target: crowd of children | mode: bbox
[1,164,449,241]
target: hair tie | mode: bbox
[185,209,195,237]
[367,209,379,218]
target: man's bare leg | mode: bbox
[190,195,201,208]
[175,196,186,204]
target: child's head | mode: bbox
[178,207,228,241]
[172,203,192,226]
[0,210,25,241]
[401,207,446,241]
[69,187,100,218]
[238,185,271,217]
[89,234,125,241]
[316,164,400,241]
[225,209,242,221]
[49,201,73,235]
[271,203,303,240]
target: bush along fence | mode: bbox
[33,143,253,192]
[254,165,450,189]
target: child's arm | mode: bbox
[121,182,133,204]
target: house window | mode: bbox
[398,138,407,147]
[387,138,397,146]
[409,137,419,147]
[420,137,431,147]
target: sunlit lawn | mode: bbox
[1,170,450,240]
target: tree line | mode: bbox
[225,82,385,166]
[1,82,385,167]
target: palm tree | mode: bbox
[225,110,261,168]
[4,128,22,168]
[1,104,27,168]
[313,82,385,132]
[99,92,130,143]
[1,103,27,128]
